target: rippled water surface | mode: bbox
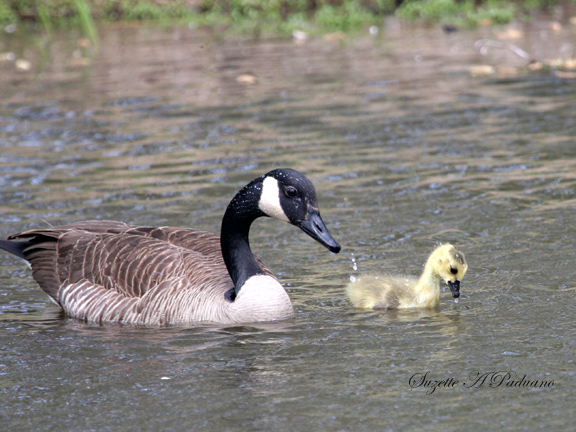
[1,18,576,431]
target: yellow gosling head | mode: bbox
[428,244,468,299]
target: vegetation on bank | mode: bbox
[1,1,574,35]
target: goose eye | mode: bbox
[450,266,458,275]
[285,186,298,197]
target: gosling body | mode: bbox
[346,244,467,309]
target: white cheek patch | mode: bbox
[259,176,289,222]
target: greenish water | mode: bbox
[1,20,576,431]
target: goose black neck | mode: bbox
[220,180,267,299]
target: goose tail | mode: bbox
[0,238,29,260]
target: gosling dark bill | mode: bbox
[448,280,461,298]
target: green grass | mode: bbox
[75,0,99,44]
[396,0,517,27]
[0,0,574,37]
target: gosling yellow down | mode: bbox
[346,244,467,309]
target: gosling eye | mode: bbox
[450,266,458,275]
[284,186,298,197]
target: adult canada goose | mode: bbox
[0,168,340,325]
[346,244,467,309]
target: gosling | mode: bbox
[346,244,467,309]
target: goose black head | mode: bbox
[258,168,341,253]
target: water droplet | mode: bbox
[349,275,356,283]
[454,298,459,304]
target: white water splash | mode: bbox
[349,253,358,283]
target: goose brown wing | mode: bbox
[5,221,270,305]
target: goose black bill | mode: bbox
[297,209,341,254]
